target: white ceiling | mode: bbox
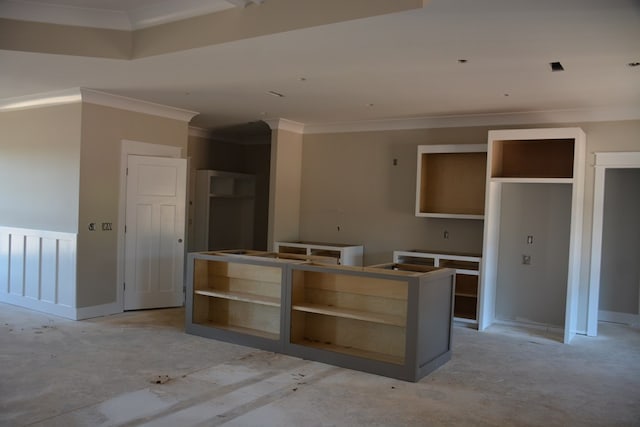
[1,0,639,131]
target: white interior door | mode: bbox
[124,155,187,310]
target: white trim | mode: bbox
[0,88,199,122]
[75,301,122,320]
[81,88,198,122]
[0,0,131,30]
[0,0,237,30]
[418,144,487,154]
[189,126,211,139]
[117,140,182,314]
[588,151,640,336]
[130,0,235,30]
[0,294,76,319]
[598,310,640,327]
[0,88,82,112]
[303,106,640,134]
[265,118,305,134]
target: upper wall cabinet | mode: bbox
[415,144,487,220]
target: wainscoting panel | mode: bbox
[0,227,77,319]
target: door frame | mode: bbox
[588,151,640,336]
[117,140,183,312]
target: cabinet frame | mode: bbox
[274,241,364,266]
[394,250,481,325]
[479,128,586,343]
[415,144,487,219]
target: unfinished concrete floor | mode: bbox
[1,303,639,427]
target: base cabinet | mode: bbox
[394,250,481,326]
[186,252,455,382]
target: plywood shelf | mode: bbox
[195,289,280,307]
[415,144,487,218]
[292,303,406,327]
[291,338,404,365]
[194,321,280,341]
[274,241,364,266]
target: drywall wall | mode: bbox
[78,103,188,308]
[298,119,640,334]
[299,128,488,264]
[599,168,640,315]
[268,128,303,248]
[0,103,81,232]
[495,183,571,327]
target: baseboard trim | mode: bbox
[599,310,640,326]
[75,301,122,320]
[0,293,75,319]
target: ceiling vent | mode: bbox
[550,62,565,72]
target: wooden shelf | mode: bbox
[195,321,279,341]
[292,339,404,365]
[195,289,280,307]
[274,241,364,266]
[416,144,487,218]
[292,303,406,327]
[491,177,573,184]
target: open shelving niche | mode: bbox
[185,252,292,352]
[194,170,256,252]
[479,128,585,344]
[286,263,455,381]
[393,250,481,326]
[415,144,487,219]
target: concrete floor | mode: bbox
[1,303,639,427]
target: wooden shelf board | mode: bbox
[416,212,485,220]
[292,339,404,365]
[491,177,573,184]
[292,303,406,327]
[455,292,477,298]
[195,289,280,307]
[454,317,478,325]
[194,321,280,340]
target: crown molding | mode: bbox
[80,88,199,122]
[264,118,305,134]
[0,87,198,121]
[302,106,640,134]
[0,88,82,111]
[0,0,131,30]
[188,126,212,139]
[129,0,235,30]
[0,0,238,30]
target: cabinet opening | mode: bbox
[491,139,575,178]
[290,311,406,364]
[454,296,477,320]
[455,274,478,297]
[419,152,486,215]
[193,295,280,340]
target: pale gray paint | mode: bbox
[495,183,571,327]
[599,168,640,314]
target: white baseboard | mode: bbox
[74,301,122,320]
[599,310,640,326]
[0,293,76,319]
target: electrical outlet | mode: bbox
[527,235,533,244]
[443,230,449,239]
[522,255,531,265]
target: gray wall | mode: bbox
[495,183,571,327]
[0,104,81,232]
[599,168,640,315]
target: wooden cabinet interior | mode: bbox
[416,144,487,219]
[191,258,282,340]
[490,139,575,179]
[290,269,408,364]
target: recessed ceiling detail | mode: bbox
[550,61,565,72]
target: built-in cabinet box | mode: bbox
[185,252,455,382]
[394,250,481,325]
[186,253,290,352]
[194,170,255,251]
[480,128,585,343]
[415,144,487,219]
[274,241,364,266]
